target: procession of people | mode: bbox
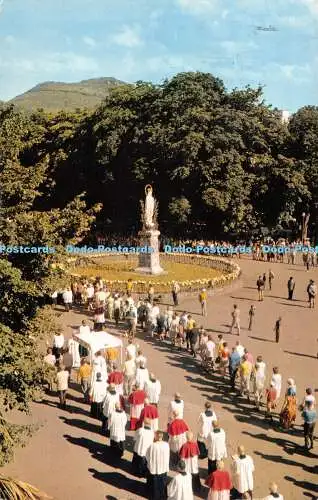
[44,266,317,500]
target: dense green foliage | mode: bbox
[0,103,101,464]
[26,72,315,238]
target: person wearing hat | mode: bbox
[198,289,207,316]
[263,482,284,500]
[167,459,194,500]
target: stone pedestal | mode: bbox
[135,229,165,275]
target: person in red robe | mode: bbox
[168,410,189,466]
[136,398,159,431]
[107,363,124,395]
[179,431,201,493]
[128,383,146,430]
[205,459,232,500]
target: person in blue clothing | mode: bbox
[302,401,316,450]
[229,347,241,390]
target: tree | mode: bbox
[0,104,101,465]
[168,197,191,224]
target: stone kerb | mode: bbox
[70,252,241,294]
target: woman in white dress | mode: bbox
[253,356,266,409]
[271,366,282,407]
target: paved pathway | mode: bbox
[3,258,318,500]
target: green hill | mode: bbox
[8,77,125,112]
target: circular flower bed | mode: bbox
[70,252,241,294]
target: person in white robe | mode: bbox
[108,402,127,459]
[135,349,147,368]
[205,459,232,500]
[197,401,217,459]
[146,430,170,500]
[107,363,124,395]
[168,411,189,466]
[68,335,81,369]
[89,372,107,420]
[263,482,284,500]
[135,361,149,390]
[102,383,121,435]
[131,418,154,477]
[145,373,161,406]
[128,383,146,431]
[91,350,107,384]
[207,421,227,474]
[168,393,184,424]
[179,432,201,494]
[167,459,194,500]
[137,398,159,431]
[231,445,255,498]
[126,339,138,359]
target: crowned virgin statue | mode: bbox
[144,185,155,229]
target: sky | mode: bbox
[0,0,318,111]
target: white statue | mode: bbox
[144,185,155,228]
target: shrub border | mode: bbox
[70,252,241,294]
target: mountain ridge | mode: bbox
[7,77,126,112]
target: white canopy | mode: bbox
[73,330,123,363]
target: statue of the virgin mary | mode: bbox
[144,185,155,228]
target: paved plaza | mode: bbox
[4,258,317,499]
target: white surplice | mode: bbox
[145,379,161,404]
[197,411,217,442]
[89,381,107,403]
[136,367,150,390]
[208,491,230,500]
[134,427,155,457]
[183,455,199,474]
[146,441,170,475]
[109,410,127,442]
[207,429,227,461]
[91,355,107,384]
[167,472,194,500]
[232,455,254,493]
[68,338,81,368]
[102,391,120,418]
[168,400,184,423]
[169,433,187,454]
